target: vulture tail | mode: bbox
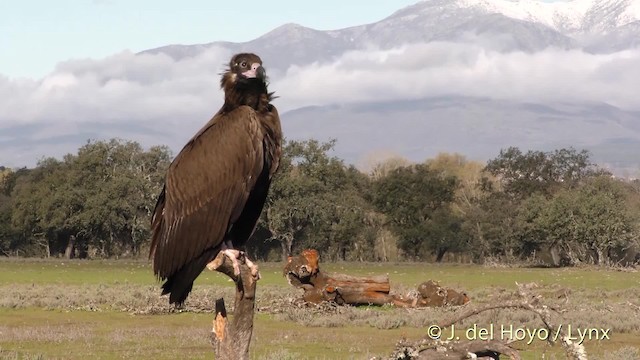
[161,248,219,306]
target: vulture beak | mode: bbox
[256,65,266,80]
[242,63,266,80]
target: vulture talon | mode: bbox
[221,249,242,277]
[244,255,261,280]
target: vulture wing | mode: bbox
[150,106,265,284]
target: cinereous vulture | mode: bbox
[149,53,282,305]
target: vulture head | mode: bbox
[220,53,273,111]
[221,53,267,89]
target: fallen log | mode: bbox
[285,249,394,305]
[284,249,470,307]
[320,271,394,306]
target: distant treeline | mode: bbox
[0,138,638,266]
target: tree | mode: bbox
[257,139,375,261]
[372,164,457,260]
[427,152,495,215]
[422,207,466,262]
[0,166,26,255]
[0,167,13,195]
[70,140,170,256]
[0,193,15,255]
[462,192,521,261]
[306,190,371,261]
[9,139,171,258]
[10,158,67,257]
[485,147,604,199]
[536,176,636,265]
[360,152,412,181]
[511,193,549,258]
[470,147,619,264]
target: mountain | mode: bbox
[583,20,640,52]
[3,0,639,174]
[142,0,640,68]
[136,0,640,174]
[280,97,640,174]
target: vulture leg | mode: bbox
[205,250,260,280]
[205,249,241,275]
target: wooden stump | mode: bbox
[415,280,470,307]
[209,251,258,360]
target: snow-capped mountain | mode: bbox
[430,0,640,33]
[4,1,639,174]
[144,0,640,67]
[137,0,640,175]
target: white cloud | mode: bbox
[273,43,640,111]
[0,41,638,167]
[0,48,233,127]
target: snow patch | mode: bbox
[419,0,640,32]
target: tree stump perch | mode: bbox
[208,251,258,360]
[284,249,470,307]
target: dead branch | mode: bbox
[515,282,587,360]
[438,300,529,328]
[392,283,587,360]
[386,338,521,360]
[386,282,589,360]
[209,252,259,360]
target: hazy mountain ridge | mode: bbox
[182,0,640,174]
[280,96,640,174]
[2,0,639,175]
[142,0,640,66]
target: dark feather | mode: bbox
[161,247,218,306]
[149,53,282,305]
[150,107,263,279]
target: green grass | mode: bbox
[324,262,640,290]
[0,308,427,359]
[0,258,638,359]
[3,259,637,290]
[0,259,292,287]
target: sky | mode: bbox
[1,0,421,79]
[2,0,564,79]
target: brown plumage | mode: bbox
[149,53,282,305]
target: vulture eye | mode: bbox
[240,61,247,68]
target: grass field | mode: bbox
[0,259,639,359]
